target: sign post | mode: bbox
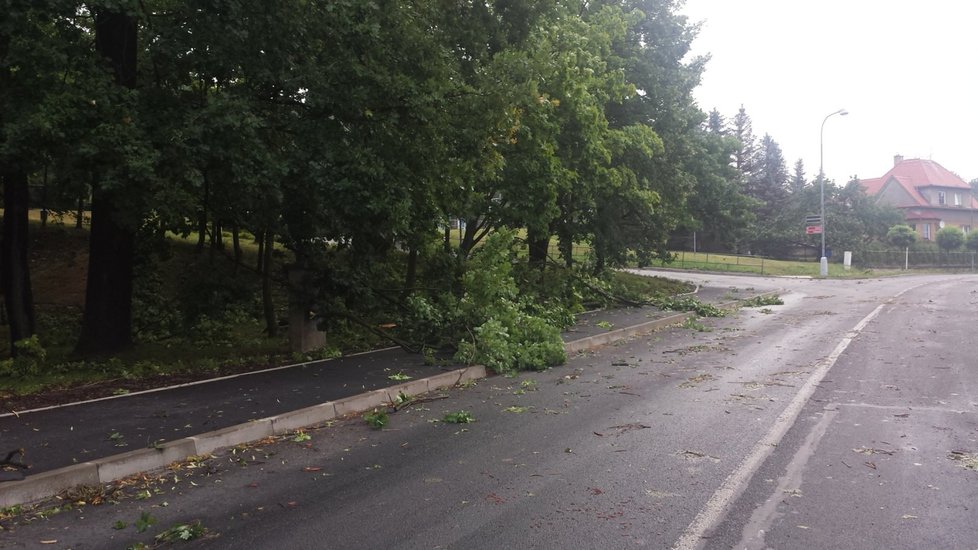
[805,216,823,235]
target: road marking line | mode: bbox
[737,407,839,549]
[0,346,401,418]
[672,284,919,550]
[837,402,977,415]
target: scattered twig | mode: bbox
[391,394,449,411]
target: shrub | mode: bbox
[176,260,259,328]
[132,268,182,342]
[886,224,917,249]
[967,230,978,251]
[451,230,567,374]
[936,226,965,252]
[0,335,47,378]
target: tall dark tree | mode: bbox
[730,105,756,174]
[0,11,35,350]
[678,126,756,251]
[0,170,34,347]
[751,134,789,204]
[706,108,725,135]
[76,8,139,354]
[744,134,790,252]
[0,1,86,352]
[789,158,807,195]
[597,0,711,264]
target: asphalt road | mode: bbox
[4,272,978,549]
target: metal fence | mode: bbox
[852,249,977,270]
[650,251,767,275]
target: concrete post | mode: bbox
[288,267,326,353]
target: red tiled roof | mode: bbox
[860,177,885,195]
[877,158,970,190]
[862,158,976,208]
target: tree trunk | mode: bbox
[76,195,84,229]
[403,246,418,298]
[231,223,242,266]
[527,230,550,268]
[262,230,276,337]
[255,230,265,273]
[593,248,606,276]
[458,222,479,259]
[196,170,209,251]
[557,230,574,268]
[39,166,48,231]
[210,219,223,250]
[1,169,36,353]
[76,180,135,354]
[76,10,137,355]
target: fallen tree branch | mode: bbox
[391,393,450,411]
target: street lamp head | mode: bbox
[839,109,849,116]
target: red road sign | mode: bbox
[806,225,822,235]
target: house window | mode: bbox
[923,223,931,240]
[938,191,946,205]
[954,193,962,206]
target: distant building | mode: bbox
[861,155,977,240]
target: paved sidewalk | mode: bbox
[0,281,779,506]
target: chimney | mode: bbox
[894,154,904,166]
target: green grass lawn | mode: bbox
[649,251,907,278]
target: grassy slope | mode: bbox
[3,216,300,398]
[3,220,693,401]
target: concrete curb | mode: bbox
[0,291,782,508]
[564,291,783,355]
[564,311,696,355]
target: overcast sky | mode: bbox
[680,0,978,185]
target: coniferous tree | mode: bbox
[789,159,807,195]
[730,105,756,174]
[706,108,725,135]
[752,134,789,207]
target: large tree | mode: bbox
[596,0,711,264]
[0,0,94,352]
[76,6,144,355]
[789,159,807,195]
[676,126,755,252]
[0,3,38,350]
[730,105,756,174]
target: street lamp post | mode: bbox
[819,108,848,277]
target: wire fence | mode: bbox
[648,251,768,275]
[852,249,977,270]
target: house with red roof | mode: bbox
[861,155,977,241]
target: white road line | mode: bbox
[0,346,401,419]
[671,283,921,550]
[736,407,839,549]
[837,402,978,415]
